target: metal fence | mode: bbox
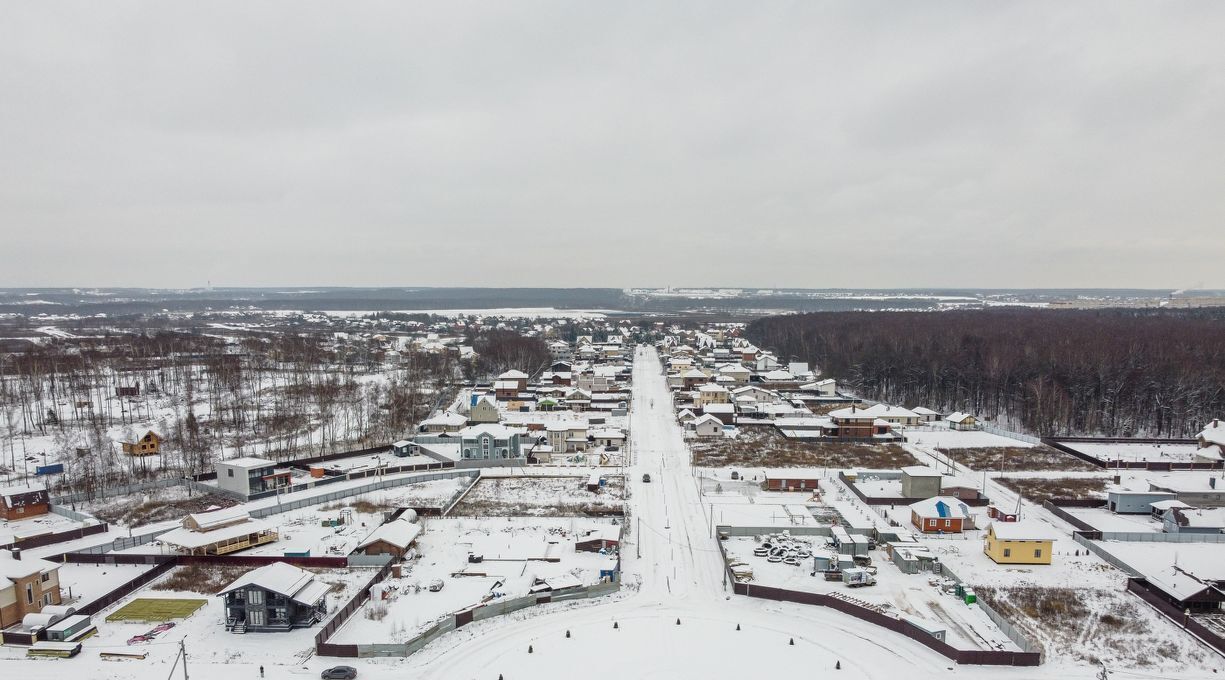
[51,476,184,505]
[343,581,623,658]
[980,424,1042,445]
[938,564,1045,657]
[1069,533,1141,577]
[248,469,477,518]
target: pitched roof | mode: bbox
[988,521,1059,541]
[218,561,329,605]
[909,496,972,519]
[357,518,421,550]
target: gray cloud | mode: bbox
[2,2,1223,289]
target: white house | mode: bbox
[692,414,724,438]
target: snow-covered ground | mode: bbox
[904,428,1036,449]
[723,536,1017,651]
[330,517,617,644]
[1055,441,1203,464]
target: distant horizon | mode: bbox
[2,285,1221,294]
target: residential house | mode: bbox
[355,518,421,559]
[946,412,979,431]
[825,406,894,440]
[220,562,330,633]
[468,395,501,424]
[696,383,730,408]
[718,364,752,385]
[419,411,467,433]
[909,497,973,533]
[0,486,49,521]
[681,368,710,390]
[691,414,723,438]
[1196,419,1225,463]
[120,430,162,456]
[497,370,529,391]
[1162,507,1225,534]
[1106,490,1177,515]
[215,457,292,499]
[911,407,942,423]
[1,550,62,629]
[983,522,1056,565]
[547,423,589,453]
[590,428,626,448]
[459,424,524,461]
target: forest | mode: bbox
[747,308,1225,437]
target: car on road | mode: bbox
[642,473,651,483]
[321,667,358,680]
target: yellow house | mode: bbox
[121,430,162,456]
[984,521,1057,565]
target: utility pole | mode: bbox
[180,637,188,680]
[636,517,641,558]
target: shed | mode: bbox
[1107,490,1177,515]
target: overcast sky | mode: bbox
[2,2,1223,289]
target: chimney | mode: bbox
[1215,419,1220,428]
[10,548,20,561]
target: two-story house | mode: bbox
[1,550,62,630]
[220,562,330,633]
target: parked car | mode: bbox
[428,579,445,592]
[642,474,651,483]
[321,667,358,680]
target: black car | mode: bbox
[321,667,358,680]
[642,473,651,483]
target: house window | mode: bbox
[249,589,264,605]
[43,593,52,606]
[41,572,50,583]
[1034,549,1042,559]
[1003,548,1011,558]
[249,610,265,626]
[26,583,34,604]
[944,519,951,528]
[228,469,234,477]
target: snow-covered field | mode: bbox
[451,475,625,516]
[905,428,1036,449]
[1054,441,1203,464]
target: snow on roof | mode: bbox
[676,409,697,421]
[1150,499,1192,511]
[0,551,57,583]
[908,496,972,519]
[946,411,976,424]
[682,368,708,378]
[590,428,625,439]
[1199,420,1225,447]
[911,407,941,416]
[421,411,467,426]
[357,518,422,550]
[697,383,728,392]
[0,484,46,497]
[493,380,520,389]
[900,466,942,478]
[498,370,528,379]
[987,521,1059,541]
[580,526,621,542]
[459,424,523,439]
[1195,444,1223,461]
[218,456,276,469]
[829,406,875,420]
[392,440,412,448]
[1166,507,1225,529]
[762,370,795,381]
[185,506,251,530]
[718,364,750,373]
[159,517,273,550]
[218,562,326,605]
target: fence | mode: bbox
[51,476,184,505]
[1043,438,1222,471]
[734,582,1040,666]
[338,581,623,658]
[0,522,109,551]
[838,471,989,507]
[937,563,1045,657]
[73,557,178,616]
[440,473,482,516]
[1041,500,1099,533]
[980,424,1042,445]
[315,559,399,657]
[1069,533,1141,577]
[1128,578,1225,656]
[247,469,478,519]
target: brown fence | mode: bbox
[1041,500,1100,533]
[0,522,109,551]
[839,471,990,507]
[1127,578,1225,655]
[734,582,1040,666]
[313,560,396,656]
[74,557,178,616]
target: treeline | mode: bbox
[467,330,550,379]
[747,309,1225,437]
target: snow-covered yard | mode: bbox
[1052,440,1203,464]
[329,517,619,644]
[723,536,1017,652]
[451,475,625,516]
